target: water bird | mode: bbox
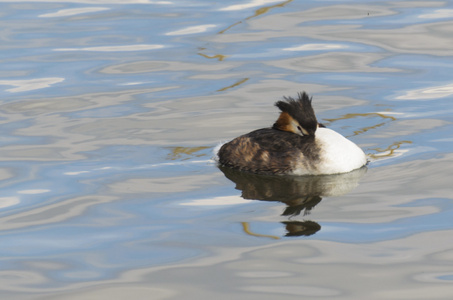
[217,92,367,175]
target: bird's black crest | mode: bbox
[275,92,318,135]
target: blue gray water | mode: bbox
[0,0,452,299]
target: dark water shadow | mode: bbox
[219,166,367,237]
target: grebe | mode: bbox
[217,92,367,175]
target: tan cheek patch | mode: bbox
[275,112,299,134]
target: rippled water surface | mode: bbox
[1,0,453,299]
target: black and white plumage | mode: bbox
[217,92,367,175]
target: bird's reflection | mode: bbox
[219,166,367,237]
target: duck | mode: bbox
[217,92,367,175]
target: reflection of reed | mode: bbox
[241,222,280,240]
[368,140,412,159]
[246,0,294,20]
[219,166,366,237]
[325,112,412,159]
[324,112,397,122]
[197,53,227,61]
[218,0,293,34]
[166,146,209,160]
[217,78,249,92]
[353,122,387,136]
[325,112,396,136]
[217,21,242,35]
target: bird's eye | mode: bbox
[297,125,310,136]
